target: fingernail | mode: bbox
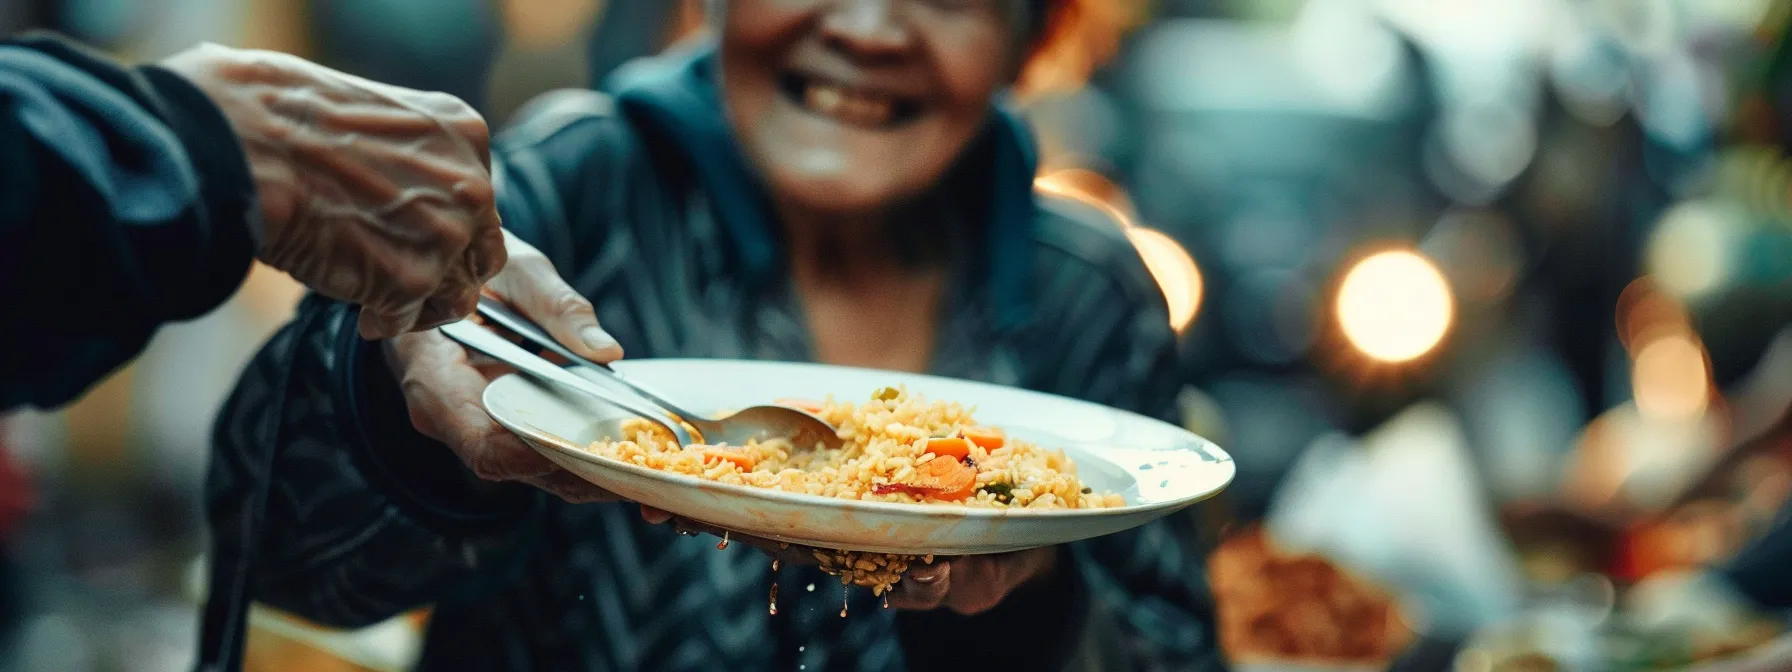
[580,326,618,353]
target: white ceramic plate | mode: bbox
[482,359,1234,555]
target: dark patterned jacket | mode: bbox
[202,45,1226,672]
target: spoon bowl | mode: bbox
[687,404,844,451]
[475,297,843,450]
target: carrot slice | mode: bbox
[873,455,978,501]
[774,398,827,414]
[923,437,972,461]
[914,455,977,501]
[700,448,756,470]
[961,426,1006,450]
[934,476,978,502]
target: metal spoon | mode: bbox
[474,297,844,451]
[439,319,694,446]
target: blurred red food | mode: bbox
[0,420,32,540]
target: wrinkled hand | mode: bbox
[887,549,1058,615]
[161,43,504,339]
[385,231,622,502]
[656,513,1057,616]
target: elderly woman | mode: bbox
[203,1,1222,670]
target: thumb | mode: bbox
[491,251,622,363]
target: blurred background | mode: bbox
[7,0,1792,670]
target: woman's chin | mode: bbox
[768,173,910,219]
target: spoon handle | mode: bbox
[439,320,694,446]
[474,297,706,423]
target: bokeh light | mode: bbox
[1336,250,1455,362]
[1631,334,1711,421]
[1035,170,1203,333]
[1614,278,1713,422]
[1615,278,1691,354]
[1422,209,1522,305]
[1645,201,1737,299]
[1126,226,1204,334]
[1033,167,1135,214]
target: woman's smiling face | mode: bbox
[718,0,1027,216]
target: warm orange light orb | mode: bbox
[1632,334,1710,421]
[1125,226,1203,333]
[1034,171,1202,333]
[1336,250,1454,363]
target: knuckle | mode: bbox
[396,371,435,402]
[466,460,503,483]
[393,267,440,299]
[429,96,490,142]
[457,176,496,209]
[435,215,474,253]
[551,290,592,318]
[443,93,480,118]
[457,115,491,144]
[409,205,472,248]
[471,232,507,283]
[396,277,437,303]
[418,90,466,114]
[464,447,511,482]
[406,405,437,438]
[446,180,496,220]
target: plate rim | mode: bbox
[481,359,1235,521]
[610,358,1235,463]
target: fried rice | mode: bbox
[582,386,1124,593]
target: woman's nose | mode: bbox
[820,0,912,59]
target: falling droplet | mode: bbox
[882,597,890,609]
[769,580,780,615]
[799,646,806,652]
[772,559,780,572]
[840,587,850,618]
[806,583,815,592]
[717,530,730,550]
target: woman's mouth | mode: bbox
[779,72,922,129]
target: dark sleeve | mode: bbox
[0,32,258,411]
[205,90,638,628]
[897,208,1225,672]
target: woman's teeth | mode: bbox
[803,83,894,127]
